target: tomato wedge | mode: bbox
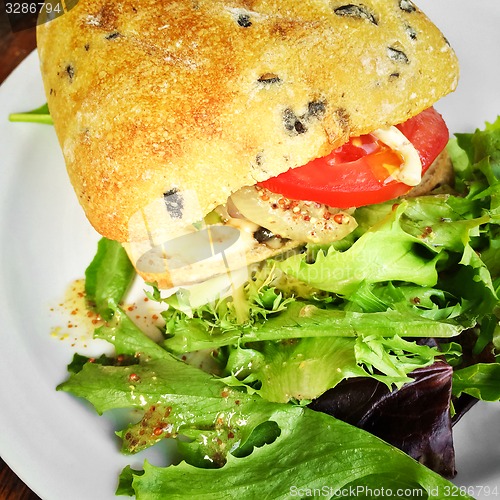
[258,107,449,208]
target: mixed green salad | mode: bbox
[11,107,500,498]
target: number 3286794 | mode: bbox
[5,2,63,15]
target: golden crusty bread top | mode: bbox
[37,0,459,243]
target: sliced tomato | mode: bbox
[258,107,449,208]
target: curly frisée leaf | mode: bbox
[222,335,438,403]
[158,263,312,331]
[162,300,465,354]
[355,335,438,381]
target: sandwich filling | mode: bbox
[131,106,451,289]
[213,106,449,248]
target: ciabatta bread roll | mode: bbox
[37,0,459,289]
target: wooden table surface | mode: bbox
[0,7,42,500]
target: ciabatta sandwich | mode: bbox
[37,0,459,289]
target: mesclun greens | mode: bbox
[59,294,470,499]
[155,127,500,405]
[13,104,500,496]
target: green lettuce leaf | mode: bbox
[276,195,492,299]
[8,103,53,125]
[470,116,500,177]
[85,238,135,320]
[124,409,470,500]
[277,202,441,296]
[60,307,284,464]
[452,363,500,401]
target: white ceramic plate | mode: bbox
[1,2,500,498]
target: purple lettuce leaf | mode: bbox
[309,360,456,478]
